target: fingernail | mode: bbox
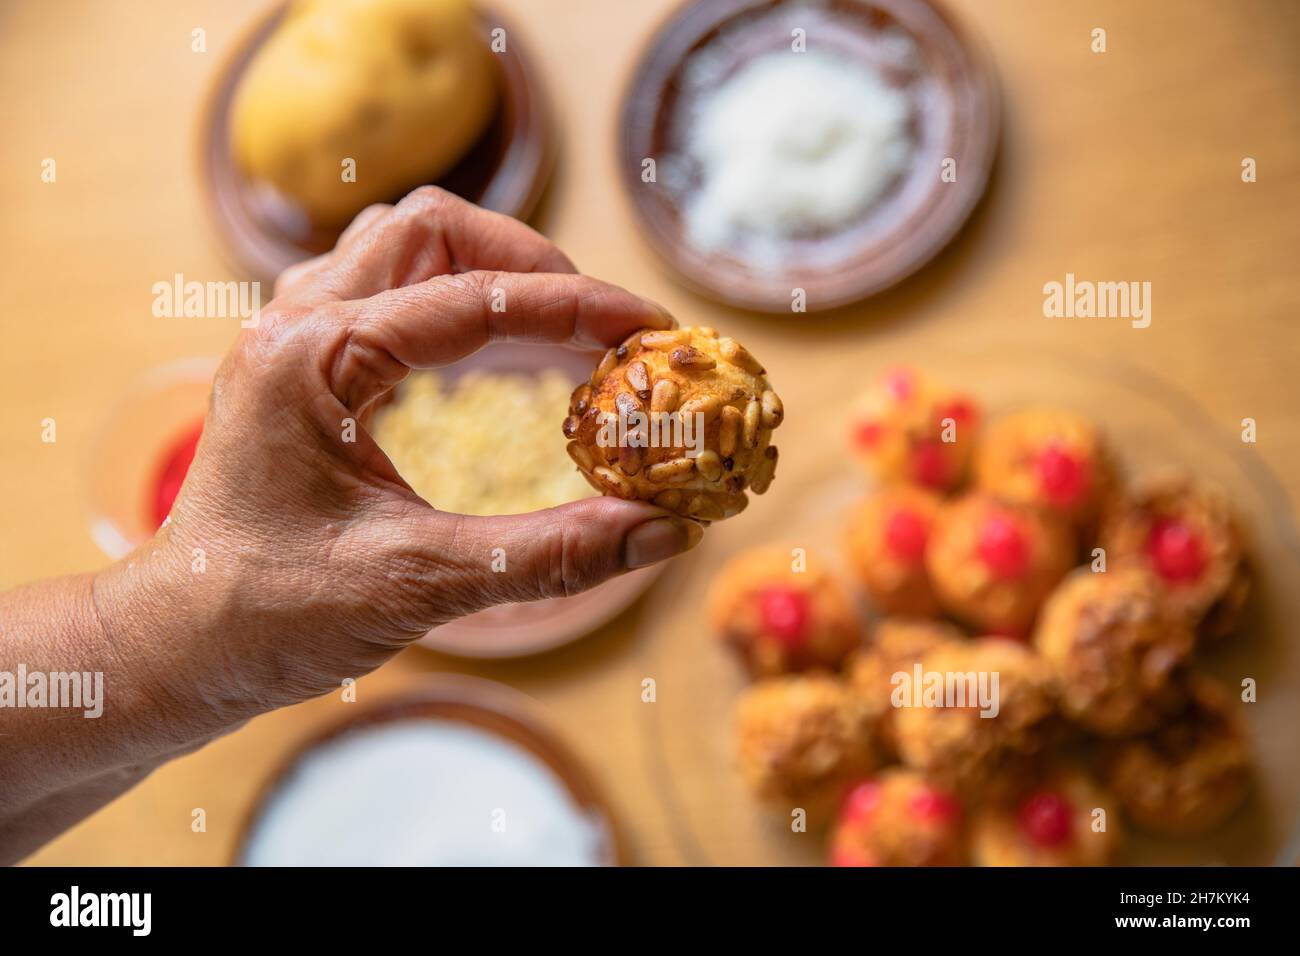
[644,302,677,329]
[625,517,703,569]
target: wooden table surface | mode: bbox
[3,0,1298,866]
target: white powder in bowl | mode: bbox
[242,720,609,866]
[680,50,912,255]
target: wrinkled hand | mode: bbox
[98,187,701,721]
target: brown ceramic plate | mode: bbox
[235,676,628,865]
[619,0,999,313]
[397,343,666,659]
[201,3,555,283]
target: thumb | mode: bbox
[415,496,704,613]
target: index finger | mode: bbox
[319,187,579,301]
[327,270,674,411]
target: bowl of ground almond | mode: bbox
[372,343,665,658]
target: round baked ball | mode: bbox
[975,407,1117,534]
[847,366,981,492]
[971,765,1122,866]
[1102,677,1252,837]
[734,675,874,809]
[232,0,498,226]
[564,327,783,522]
[1100,472,1250,640]
[829,769,966,867]
[892,638,1057,789]
[843,486,943,617]
[1033,567,1193,735]
[707,545,861,676]
[844,617,964,757]
[925,493,1075,637]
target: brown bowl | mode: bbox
[200,2,555,283]
[619,0,999,313]
[235,676,630,866]
[382,342,666,659]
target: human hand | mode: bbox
[97,187,702,722]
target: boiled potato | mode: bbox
[232,0,498,225]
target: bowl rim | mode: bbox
[617,0,1001,314]
[233,675,632,866]
[196,1,557,283]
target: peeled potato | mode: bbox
[231,0,498,226]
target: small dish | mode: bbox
[200,3,555,283]
[619,0,999,313]
[235,676,629,865]
[403,343,666,659]
[85,357,216,560]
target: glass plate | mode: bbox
[637,341,1300,866]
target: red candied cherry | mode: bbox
[757,585,812,646]
[933,397,979,431]
[884,507,930,565]
[841,781,883,825]
[882,367,916,403]
[1147,518,1206,585]
[1034,441,1091,507]
[976,512,1030,579]
[151,419,203,528]
[910,439,951,489]
[909,787,960,825]
[852,418,884,451]
[1019,791,1075,848]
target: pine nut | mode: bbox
[743,397,761,448]
[750,446,778,493]
[720,337,764,374]
[653,489,683,510]
[679,394,722,423]
[567,441,593,470]
[640,329,689,351]
[626,360,650,397]
[760,389,783,428]
[719,405,742,457]
[650,378,680,413]
[646,457,696,483]
[616,390,644,417]
[570,383,593,416]
[687,495,724,521]
[592,348,618,387]
[577,407,601,444]
[670,346,717,371]
[619,445,643,476]
[593,466,634,498]
[696,450,723,481]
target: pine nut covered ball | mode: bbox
[842,485,944,617]
[1099,472,1250,641]
[1100,677,1252,837]
[562,326,783,522]
[844,617,965,758]
[734,674,875,808]
[1033,567,1193,736]
[975,407,1118,534]
[971,764,1122,867]
[708,545,862,676]
[848,366,981,493]
[829,769,967,867]
[925,493,1075,638]
[891,638,1057,790]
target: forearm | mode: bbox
[0,553,243,864]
